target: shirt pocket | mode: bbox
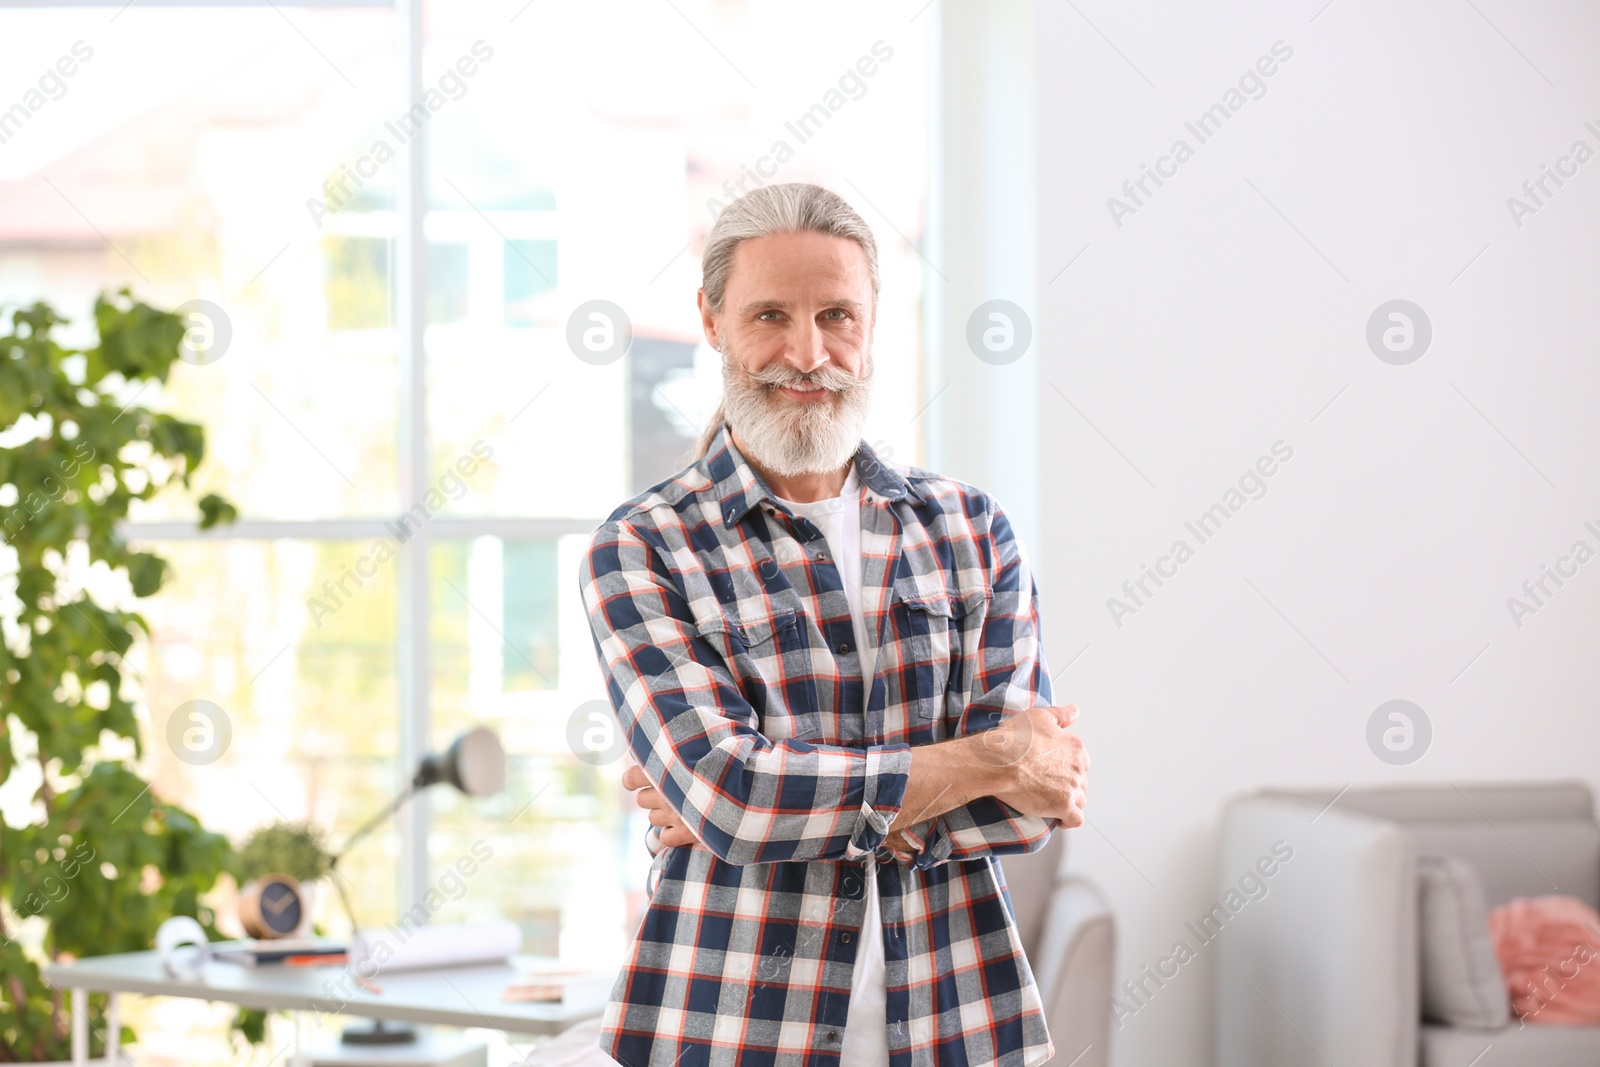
[693,593,818,741]
[891,575,967,727]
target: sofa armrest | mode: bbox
[1033,873,1116,1067]
[1216,797,1418,1067]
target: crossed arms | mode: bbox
[579,498,1088,869]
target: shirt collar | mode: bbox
[705,424,918,528]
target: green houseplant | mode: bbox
[0,290,238,1061]
[235,821,333,887]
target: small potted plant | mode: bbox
[233,822,332,940]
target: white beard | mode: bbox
[720,344,872,478]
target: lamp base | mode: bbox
[340,1018,418,1046]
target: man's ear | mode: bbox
[697,289,720,350]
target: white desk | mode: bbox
[43,951,607,1065]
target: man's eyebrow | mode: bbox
[739,298,867,316]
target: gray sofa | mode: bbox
[1217,781,1600,1067]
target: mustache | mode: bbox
[744,360,862,393]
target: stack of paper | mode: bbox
[502,966,613,1007]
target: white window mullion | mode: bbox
[395,0,431,919]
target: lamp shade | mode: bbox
[417,726,506,797]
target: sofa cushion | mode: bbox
[1417,855,1511,1027]
[1488,895,1600,1025]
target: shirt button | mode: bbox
[814,551,827,560]
[840,932,853,944]
[838,643,852,654]
[825,1029,840,1042]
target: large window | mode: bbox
[1,0,930,1056]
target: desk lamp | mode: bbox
[330,725,507,1046]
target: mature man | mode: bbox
[579,183,1088,1067]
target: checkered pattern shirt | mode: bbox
[580,427,1057,1067]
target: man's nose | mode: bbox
[785,320,829,374]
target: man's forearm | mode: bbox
[626,705,1086,858]
[889,703,1085,836]
[889,734,1007,832]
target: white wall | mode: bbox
[1031,2,1600,1065]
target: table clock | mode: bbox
[239,873,306,939]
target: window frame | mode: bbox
[41,0,967,918]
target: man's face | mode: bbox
[700,230,875,477]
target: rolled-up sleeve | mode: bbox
[582,517,912,866]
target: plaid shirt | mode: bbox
[580,427,1057,1067]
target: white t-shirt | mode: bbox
[774,466,889,1067]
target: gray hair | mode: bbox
[693,183,879,458]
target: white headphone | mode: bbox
[155,915,211,980]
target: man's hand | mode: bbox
[891,703,1089,841]
[622,763,699,848]
[984,704,1089,827]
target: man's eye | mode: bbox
[823,308,849,321]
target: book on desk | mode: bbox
[211,937,348,967]
[501,967,613,1006]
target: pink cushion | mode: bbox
[1487,895,1600,1025]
